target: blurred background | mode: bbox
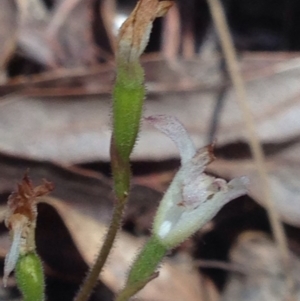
[1,0,300,300]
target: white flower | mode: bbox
[146,115,248,248]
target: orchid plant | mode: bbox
[3,174,53,301]
[148,115,248,248]
[3,1,248,301]
[115,115,248,301]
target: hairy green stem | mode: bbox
[110,137,131,200]
[15,252,45,301]
[112,61,145,161]
[74,197,127,301]
[116,235,167,301]
[75,43,145,301]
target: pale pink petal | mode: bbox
[145,115,196,164]
[223,176,249,204]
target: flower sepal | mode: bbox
[146,115,248,248]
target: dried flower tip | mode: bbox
[117,0,173,62]
[5,174,54,229]
[4,173,53,286]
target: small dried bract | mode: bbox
[146,115,248,248]
[3,173,53,286]
[117,0,173,62]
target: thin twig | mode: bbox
[195,259,246,274]
[162,2,181,59]
[207,57,227,143]
[206,0,290,272]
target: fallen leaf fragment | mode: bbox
[208,140,300,227]
[1,54,300,163]
[0,0,17,72]
[222,231,300,301]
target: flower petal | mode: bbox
[180,146,216,209]
[155,174,248,248]
[3,216,26,287]
[149,114,249,248]
[145,115,196,164]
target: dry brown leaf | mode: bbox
[221,231,300,301]
[16,0,97,68]
[47,0,97,67]
[0,54,299,163]
[0,0,17,72]
[207,139,300,227]
[16,0,56,67]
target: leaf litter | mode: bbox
[0,0,300,300]
[0,153,218,300]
